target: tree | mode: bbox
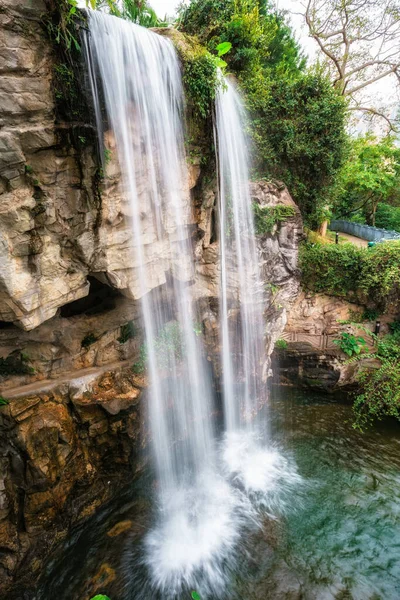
[181,0,348,227]
[301,0,400,132]
[333,134,400,225]
[87,0,165,26]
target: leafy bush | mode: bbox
[175,36,222,121]
[300,242,363,297]
[333,332,367,357]
[353,361,400,429]
[361,308,380,322]
[245,72,348,228]
[359,241,400,308]
[300,241,400,309]
[253,203,295,235]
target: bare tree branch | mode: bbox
[301,0,400,132]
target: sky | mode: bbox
[151,0,183,17]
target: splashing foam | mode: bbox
[144,471,250,598]
[222,431,303,513]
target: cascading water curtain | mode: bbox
[215,78,267,434]
[83,12,244,598]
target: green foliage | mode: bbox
[253,203,295,235]
[118,321,136,344]
[191,592,201,600]
[389,320,400,335]
[333,135,400,225]
[300,242,363,297]
[180,0,305,76]
[361,308,380,322]
[246,72,348,227]
[132,322,183,374]
[132,343,147,375]
[46,0,81,51]
[275,338,288,350]
[120,0,165,26]
[181,1,347,227]
[0,353,35,377]
[90,595,111,600]
[353,361,400,430]
[375,203,400,233]
[0,396,9,406]
[333,332,367,357]
[81,333,98,348]
[300,241,400,310]
[360,241,400,308]
[178,38,222,120]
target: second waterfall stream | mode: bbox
[83,10,299,599]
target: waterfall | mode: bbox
[83,12,241,598]
[215,78,267,433]
[215,78,284,497]
[83,12,300,597]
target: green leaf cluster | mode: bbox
[253,203,295,235]
[176,36,223,120]
[353,360,400,430]
[333,134,400,225]
[375,203,400,233]
[300,240,400,310]
[333,332,367,357]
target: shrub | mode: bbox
[245,72,348,228]
[299,242,363,297]
[300,240,400,309]
[353,361,400,429]
[175,36,222,121]
[253,204,295,235]
[359,241,400,309]
[333,332,367,357]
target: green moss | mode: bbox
[253,203,295,235]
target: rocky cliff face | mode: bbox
[0,2,303,595]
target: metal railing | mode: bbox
[329,220,400,242]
